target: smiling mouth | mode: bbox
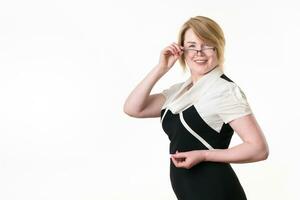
[194,60,207,64]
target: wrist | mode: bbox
[154,64,168,76]
[202,150,209,162]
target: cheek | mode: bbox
[209,55,218,64]
[184,54,195,63]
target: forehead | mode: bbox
[183,28,205,45]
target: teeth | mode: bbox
[195,60,206,63]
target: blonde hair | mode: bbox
[178,16,225,70]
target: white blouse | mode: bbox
[161,66,252,133]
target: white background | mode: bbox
[0,0,299,199]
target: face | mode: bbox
[183,28,218,80]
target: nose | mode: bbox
[196,49,204,55]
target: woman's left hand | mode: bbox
[170,150,206,169]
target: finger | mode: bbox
[169,45,179,56]
[169,151,178,158]
[172,43,183,54]
[172,42,182,51]
[176,161,186,168]
[178,46,184,55]
[165,46,176,56]
[173,158,188,168]
[172,156,189,168]
[171,43,180,54]
[171,156,179,167]
[172,153,185,159]
[171,44,182,56]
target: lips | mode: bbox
[194,60,207,64]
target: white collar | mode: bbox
[166,66,223,114]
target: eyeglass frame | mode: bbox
[183,46,216,56]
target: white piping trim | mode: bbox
[160,108,168,123]
[179,112,214,150]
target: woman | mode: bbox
[123,16,269,200]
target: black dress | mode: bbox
[160,67,252,200]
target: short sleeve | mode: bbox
[217,83,252,124]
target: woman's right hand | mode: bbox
[158,42,184,72]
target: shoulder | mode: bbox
[215,73,251,108]
[168,81,185,90]
[161,81,185,109]
[213,73,252,123]
[214,73,246,96]
[162,81,184,97]
[200,73,250,110]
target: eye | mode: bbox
[203,44,213,48]
[188,45,195,48]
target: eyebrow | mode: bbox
[184,41,205,46]
[184,41,211,46]
[185,41,197,44]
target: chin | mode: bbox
[190,64,213,75]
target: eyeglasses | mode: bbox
[183,46,216,56]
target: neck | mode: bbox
[190,66,219,85]
[191,74,203,85]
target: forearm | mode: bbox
[203,142,269,163]
[123,65,166,115]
